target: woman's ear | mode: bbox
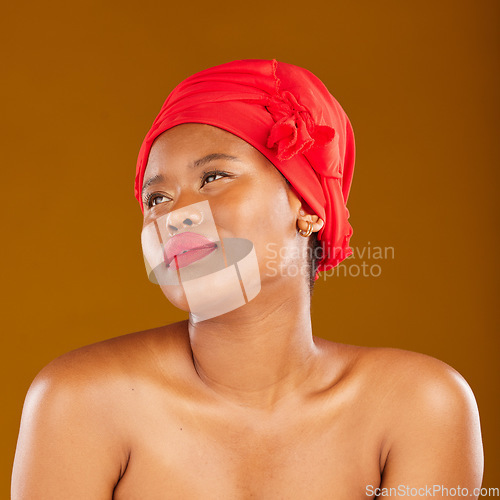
[287,185,324,234]
[297,208,324,233]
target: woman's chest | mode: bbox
[113,399,383,499]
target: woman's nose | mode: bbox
[166,203,204,235]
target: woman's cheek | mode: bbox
[211,193,253,237]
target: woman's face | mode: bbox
[141,123,306,312]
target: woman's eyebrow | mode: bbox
[142,174,164,198]
[142,153,242,198]
[193,153,241,169]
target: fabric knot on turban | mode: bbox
[265,90,341,179]
[266,90,336,161]
[135,59,356,278]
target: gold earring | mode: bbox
[298,221,313,237]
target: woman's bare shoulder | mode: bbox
[325,341,483,479]
[319,339,478,414]
[329,341,468,383]
[29,320,192,397]
[356,344,474,396]
[13,323,190,498]
[355,346,483,484]
[340,343,480,438]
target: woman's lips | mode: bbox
[163,232,217,270]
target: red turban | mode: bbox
[134,59,355,279]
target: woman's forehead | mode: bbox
[152,124,252,153]
[145,124,265,174]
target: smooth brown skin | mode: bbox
[12,125,484,499]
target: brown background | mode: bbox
[2,0,498,496]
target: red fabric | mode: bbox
[134,59,355,278]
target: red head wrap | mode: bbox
[134,59,355,279]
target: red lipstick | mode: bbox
[163,232,217,270]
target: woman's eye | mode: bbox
[148,195,168,207]
[201,170,226,187]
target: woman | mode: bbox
[12,59,483,499]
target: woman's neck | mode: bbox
[187,278,322,409]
